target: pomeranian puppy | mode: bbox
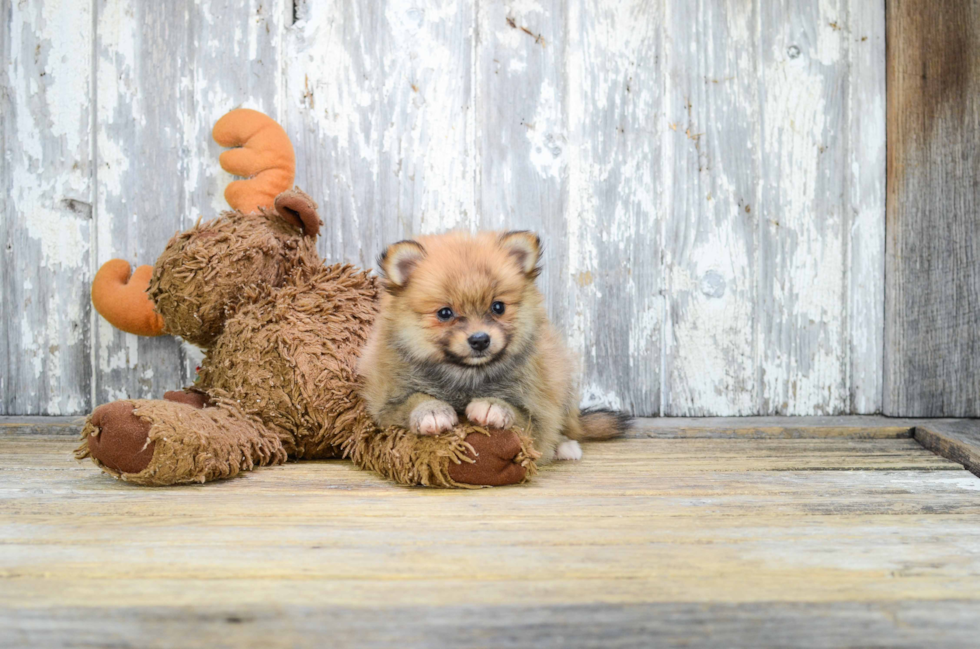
[357,230,630,464]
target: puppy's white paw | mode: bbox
[465,400,515,429]
[555,439,583,461]
[410,400,458,436]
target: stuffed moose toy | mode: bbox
[76,109,537,487]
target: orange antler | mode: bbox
[91,260,165,337]
[212,108,295,214]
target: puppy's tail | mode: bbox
[576,407,633,441]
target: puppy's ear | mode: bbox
[499,231,541,277]
[379,240,426,287]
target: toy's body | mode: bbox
[77,110,536,488]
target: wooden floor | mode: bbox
[2,418,980,647]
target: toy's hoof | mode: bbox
[449,430,527,486]
[163,390,211,409]
[87,402,155,474]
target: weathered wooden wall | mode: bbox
[1,0,885,417]
[885,0,980,417]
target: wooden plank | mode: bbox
[2,433,980,648]
[661,0,884,416]
[0,571,976,608]
[915,421,980,478]
[94,0,191,404]
[1,0,94,415]
[661,0,761,416]
[0,416,83,436]
[846,0,885,413]
[373,0,477,236]
[2,436,961,473]
[286,0,475,270]
[0,0,9,415]
[285,0,382,268]
[8,513,979,583]
[475,1,568,329]
[884,0,980,417]
[6,0,891,419]
[3,601,979,649]
[756,0,850,415]
[565,0,663,414]
[94,0,288,403]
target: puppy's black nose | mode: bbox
[468,332,491,352]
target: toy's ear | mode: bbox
[274,189,321,238]
[498,230,541,277]
[379,240,426,288]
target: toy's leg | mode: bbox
[75,398,287,486]
[343,408,539,487]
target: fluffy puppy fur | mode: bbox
[357,230,630,464]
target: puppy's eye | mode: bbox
[436,307,455,321]
[491,301,506,316]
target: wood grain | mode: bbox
[4,0,889,417]
[565,0,663,414]
[1,0,94,415]
[94,0,192,405]
[661,0,884,416]
[662,0,761,416]
[476,0,567,331]
[1,434,978,645]
[286,0,477,270]
[757,0,849,415]
[0,0,9,416]
[884,0,980,416]
[846,0,886,413]
[0,416,85,436]
[915,421,980,477]
[4,601,979,649]
[286,0,382,269]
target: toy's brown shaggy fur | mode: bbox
[76,190,538,488]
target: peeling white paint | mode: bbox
[846,1,886,414]
[381,0,477,234]
[755,0,850,415]
[525,79,565,180]
[5,0,93,414]
[4,0,885,417]
[39,0,91,155]
[98,319,139,373]
[21,204,90,268]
